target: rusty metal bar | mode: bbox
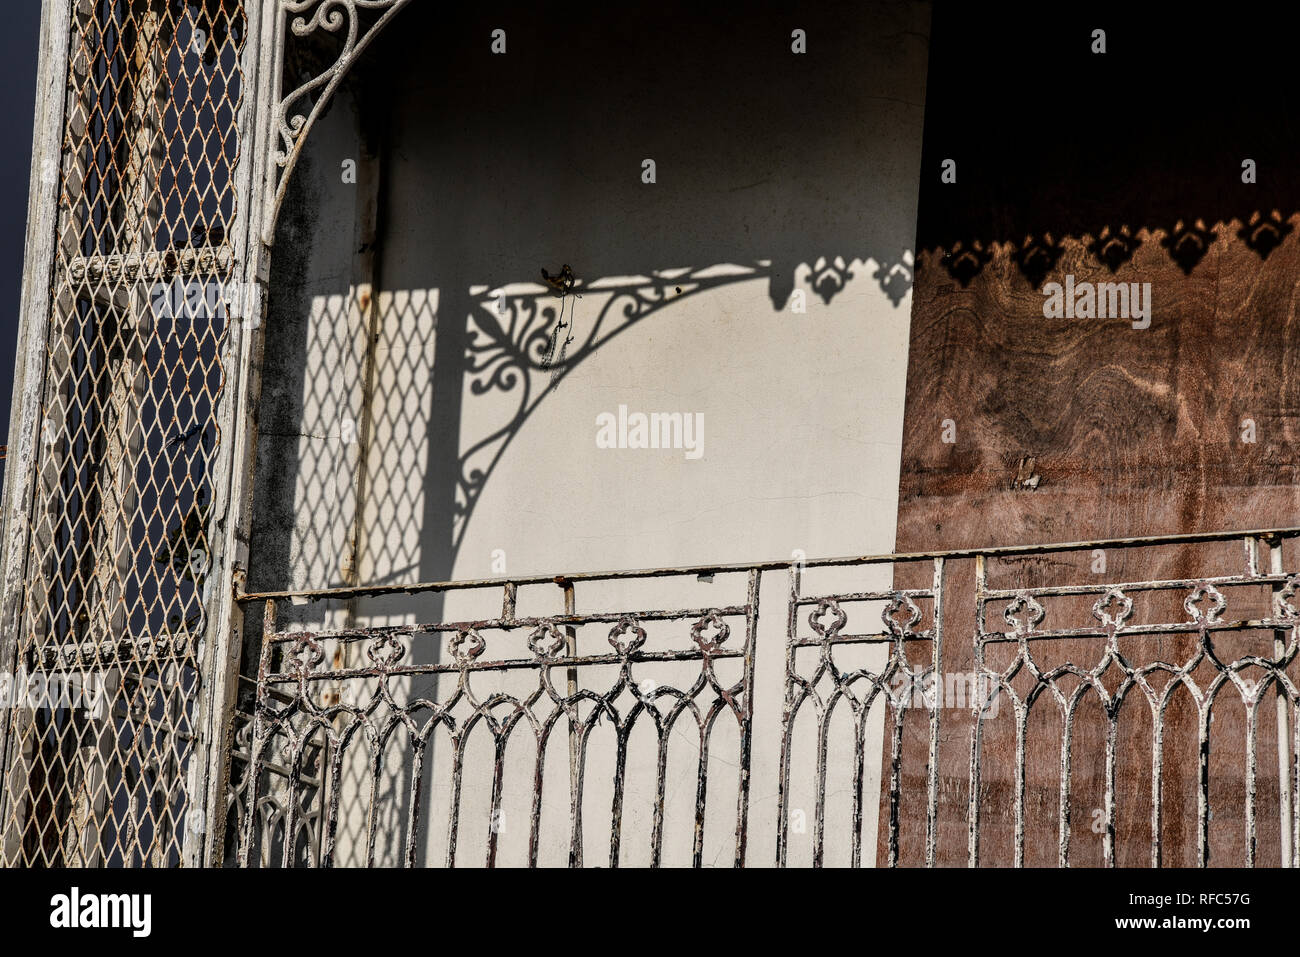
[970,552,986,868]
[982,573,1295,599]
[563,581,580,868]
[1198,694,1212,868]
[1293,703,1300,868]
[1271,539,1294,867]
[926,556,944,867]
[1151,674,1166,869]
[264,605,751,641]
[775,559,801,867]
[236,599,276,868]
[733,568,760,867]
[1103,713,1118,868]
[234,526,1300,604]
[1245,696,1259,867]
[978,617,1293,641]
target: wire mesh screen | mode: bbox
[1,0,246,867]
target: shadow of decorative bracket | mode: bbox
[263,0,414,244]
[452,255,912,556]
[454,265,769,553]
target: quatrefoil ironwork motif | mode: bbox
[882,593,922,636]
[809,599,847,638]
[527,622,567,660]
[448,629,486,664]
[690,611,731,654]
[1003,593,1045,635]
[608,617,647,655]
[1184,583,1225,625]
[1092,588,1132,628]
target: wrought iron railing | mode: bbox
[238,570,760,868]
[233,527,1300,868]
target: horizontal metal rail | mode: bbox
[234,525,1300,605]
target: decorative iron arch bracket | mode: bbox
[262,0,413,245]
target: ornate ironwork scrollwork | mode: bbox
[265,0,414,241]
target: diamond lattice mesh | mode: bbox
[1,0,246,867]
